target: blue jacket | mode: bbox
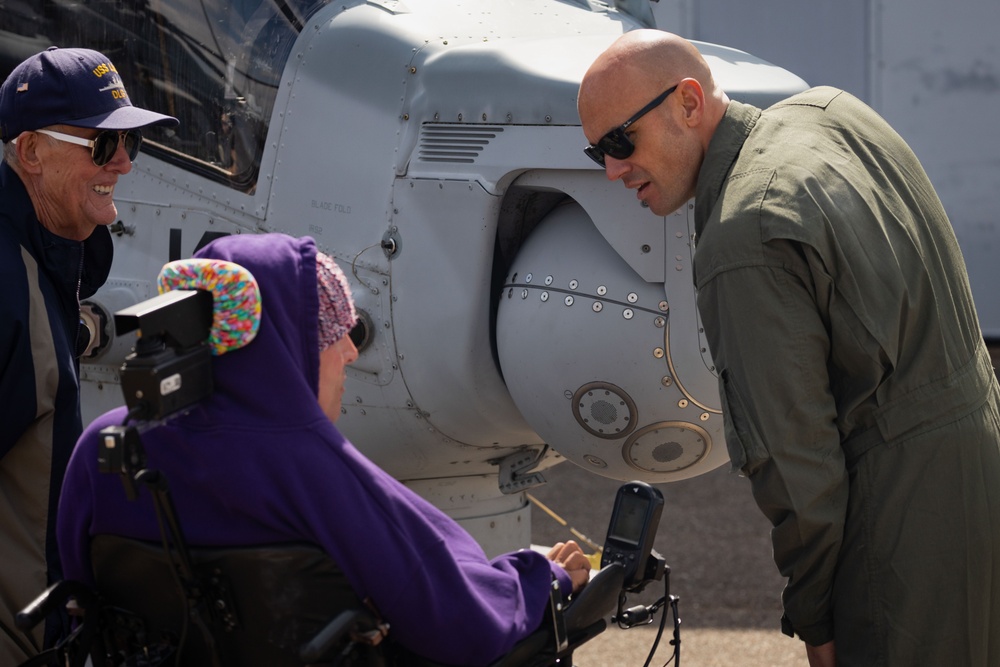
[0,159,112,655]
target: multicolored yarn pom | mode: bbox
[157,258,262,356]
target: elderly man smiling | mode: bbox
[0,46,176,663]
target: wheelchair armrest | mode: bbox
[487,563,625,667]
[16,580,97,632]
[563,562,625,635]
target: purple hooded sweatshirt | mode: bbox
[57,233,569,666]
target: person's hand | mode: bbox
[805,640,835,667]
[546,540,591,593]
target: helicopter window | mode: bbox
[0,0,330,193]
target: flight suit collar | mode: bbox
[694,100,761,238]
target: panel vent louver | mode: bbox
[417,125,505,163]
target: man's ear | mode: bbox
[14,131,45,174]
[676,78,706,128]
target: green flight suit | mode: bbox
[692,86,1000,665]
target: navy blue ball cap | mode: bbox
[0,46,178,143]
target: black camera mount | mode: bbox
[114,289,213,422]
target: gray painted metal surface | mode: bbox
[1,0,806,552]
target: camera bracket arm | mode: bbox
[98,424,196,580]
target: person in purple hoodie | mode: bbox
[56,233,590,666]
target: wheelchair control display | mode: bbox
[599,481,680,667]
[601,480,666,592]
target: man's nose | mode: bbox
[106,140,133,174]
[345,337,359,365]
[603,155,629,181]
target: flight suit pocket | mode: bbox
[719,369,771,476]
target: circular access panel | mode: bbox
[572,382,637,439]
[623,421,712,473]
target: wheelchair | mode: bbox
[15,425,630,667]
[15,425,674,667]
[16,534,626,667]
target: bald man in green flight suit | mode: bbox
[579,29,1000,667]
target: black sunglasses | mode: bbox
[35,128,143,166]
[583,84,678,167]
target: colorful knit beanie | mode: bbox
[316,251,357,351]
